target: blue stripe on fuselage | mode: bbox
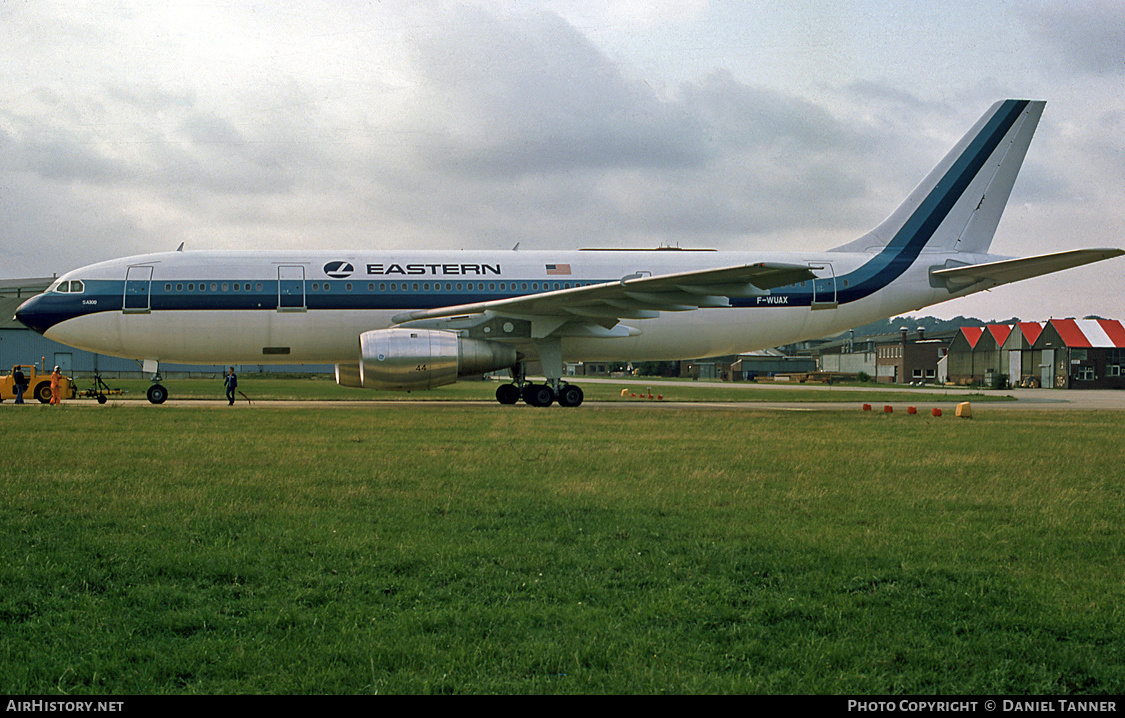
[15,278,611,332]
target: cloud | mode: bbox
[402,8,708,177]
[1021,1,1125,76]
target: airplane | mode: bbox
[14,100,1124,406]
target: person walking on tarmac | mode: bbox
[13,367,27,404]
[224,366,238,405]
[50,366,62,405]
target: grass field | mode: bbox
[2,401,1122,694]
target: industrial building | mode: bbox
[815,327,955,384]
[945,319,1125,389]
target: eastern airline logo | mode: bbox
[324,261,354,278]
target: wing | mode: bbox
[391,262,816,339]
[931,248,1123,289]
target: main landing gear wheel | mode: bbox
[496,384,520,405]
[556,383,584,407]
[147,384,168,404]
[522,384,555,407]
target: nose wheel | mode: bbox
[143,361,168,404]
[146,383,168,404]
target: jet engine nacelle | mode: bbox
[352,327,518,390]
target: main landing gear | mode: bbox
[495,360,584,407]
[495,380,583,407]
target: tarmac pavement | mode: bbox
[12,386,1123,411]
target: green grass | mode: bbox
[1,405,1121,694]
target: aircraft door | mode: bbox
[808,262,838,310]
[278,265,306,311]
[124,265,154,313]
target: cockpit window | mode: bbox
[52,280,85,293]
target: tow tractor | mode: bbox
[0,365,77,403]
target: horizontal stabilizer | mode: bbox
[931,248,1124,289]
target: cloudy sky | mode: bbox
[3,0,1122,321]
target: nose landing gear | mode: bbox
[142,359,168,404]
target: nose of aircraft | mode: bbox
[14,294,52,335]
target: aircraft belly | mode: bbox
[48,310,392,364]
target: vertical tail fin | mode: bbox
[833,100,1044,256]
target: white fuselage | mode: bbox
[32,247,975,366]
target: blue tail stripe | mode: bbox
[834,100,1030,303]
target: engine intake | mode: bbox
[351,328,518,390]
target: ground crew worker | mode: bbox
[224,366,237,405]
[50,366,62,405]
[13,367,27,404]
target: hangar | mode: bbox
[946,319,1125,389]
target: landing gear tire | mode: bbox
[522,384,555,407]
[557,383,584,407]
[147,384,168,404]
[496,384,520,405]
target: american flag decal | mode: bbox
[545,263,572,275]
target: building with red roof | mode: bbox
[1033,319,1125,389]
[946,319,1125,388]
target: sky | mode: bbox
[2,0,1122,322]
